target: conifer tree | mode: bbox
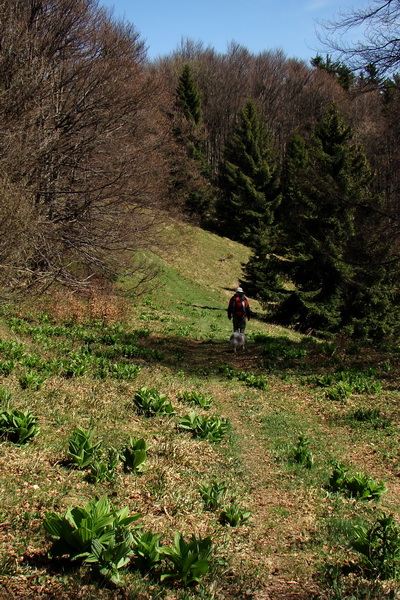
[215,100,280,245]
[176,63,202,125]
[245,105,397,338]
[172,64,214,223]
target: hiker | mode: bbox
[228,287,251,333]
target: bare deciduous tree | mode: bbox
[0,0,168,296]
[320,0,400,76]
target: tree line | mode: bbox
[1,0,399,339]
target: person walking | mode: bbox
[228,287,251,333]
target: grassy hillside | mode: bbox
[0,221,400,600]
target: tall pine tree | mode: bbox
[215,100,280,245]
[245,105,397,338]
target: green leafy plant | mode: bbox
[178,412,230,442]
[0,360,15,377]
[60,353,89,378]
[160,533,212,586]
[0,340,25,359]
[236,369,269,390]
[43,496,140,584]
[350,408,391,429]
[307,369,382,397]
[68,426,102,469]
[120,437,150,474]
[220,365,268,390]
[200,480,228,510]
[177,390,212,410]
[288,434,314,469]
[0,386,12,405]
[131,530,162,573]
[83,532,133,585]
[18,370,44,391]
[87,449,120,484]
[351,513,400,579]
[325,380,353,401]
[219,502,251,527]
[328,463,387,501]
[0,407,40,444]
[132,387,174,416]
[258,336,308,360]
[108,362,141,381]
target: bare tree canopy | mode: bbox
[0,0,169,297]
[320,0,400,76]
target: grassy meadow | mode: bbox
[0,220,400,600]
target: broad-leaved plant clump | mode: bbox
[288,434,314,469]
[219,365,268,390]
[68,426,102,469]
[178,412,230,442]
[160,533,212,587]
[87,448,120,484]
[43,495,140,585]
[350,408,391,429]
[0,407,40,444]
[0,360,15,377]
[328,463,387,501]
[177,390,213,410]
[351,513,400,579]
[131,530,163,573]
[307,368,382,399]
[219,502,251,527]
[0,386,12,405]
[120,437,150,474]
[132,387,174,416]
[200,480,228,510]
[18,370,44,390]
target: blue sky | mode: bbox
[98,0,368,64]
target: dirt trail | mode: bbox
[216,355,323,600]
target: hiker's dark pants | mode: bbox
[233,317,247,333]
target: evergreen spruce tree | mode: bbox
[172,64,214,223]
[215,100,280,245]
[245,105,397,338]
[176,63,202,125]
